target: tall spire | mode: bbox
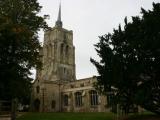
[58,3,61,21]
[55,2,62,27]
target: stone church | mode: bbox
[32,5,109,112]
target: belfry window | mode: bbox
[66,46,69,56]
[63,95,69,106]
[66,46,69,63]
[75,92,82,107]
[90,90,98,106]
[60,44,64,55]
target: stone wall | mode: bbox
[61,77,109,112]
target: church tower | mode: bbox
[32,4,76,112]
[39,4,76,82]
[32,4,108,113]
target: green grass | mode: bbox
[126,113,160,120]
[17,112,115,120]
[17,112,160,120]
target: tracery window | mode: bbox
[60,44,64,60]
[75,92,82,107]
[90,90,98,106]
[63,95,69,106]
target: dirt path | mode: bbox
[0,115,11,120]
[0,112,26,120]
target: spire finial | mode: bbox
[55,2,62,27]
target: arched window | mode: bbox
[63,95,69,106]
[75,92,82,107]
[51,100,56,109]
[60,44,64,61]
[47,46,49,58]
[48,44,52,57]
[34,98,40,111]
[66,46,69,56]
[60,44,64,55]
[90,90,98,106]
[36,86,40,94]
[66,46,69,63]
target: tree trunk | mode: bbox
[11,98,17,120]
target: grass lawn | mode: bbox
[126,113,160,120]
[17,112,115,120]
[17,112,160,120]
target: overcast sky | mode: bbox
[36,0,160,79]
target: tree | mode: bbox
[0,0,48,103]
[91,3,160,114]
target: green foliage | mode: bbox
[17,112,115,120]
[16,112,159,120]
[0,0,48,103]
[91,3,160,114]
